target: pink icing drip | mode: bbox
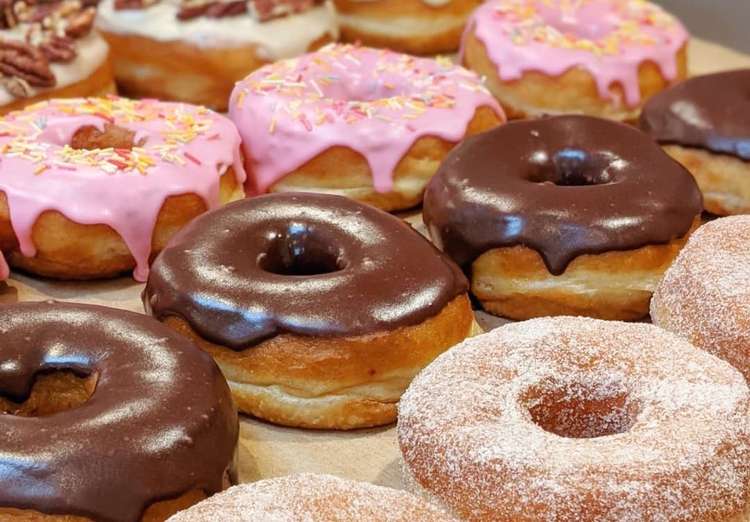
[0,251,8,280]
[229,44,504,194]
[463,0,689,108]
[0,98,246,282]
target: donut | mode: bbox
[423,115,703,321]
[144,192,475,430]
[461,0,688,121]
[640,70,750,216]
[0,302,238,521]
[651,216,750,384]
[229,43,504,212]
[95,0,338,111]
[167,473,453,521]
[0,0,115,115]
[398,317,750,521]
[0,96,246,282]
[334,0,482,55]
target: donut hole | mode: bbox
[259,224,346,276]
[70,124,140,150]
[0,370,97,417]
[317,75,410,103]
[536,6,615,41]
[524,380,639,439]
[528,148,620,186]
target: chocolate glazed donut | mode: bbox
[640,69,750,215]
[144,192,474,430]
[0,302,238,522]
[424,115,703,321]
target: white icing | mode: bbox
[96,0,338,59]
[0,31,110,107]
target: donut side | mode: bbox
[0,59,116,116]
[98,32,332,112]
[472,218,701,321]
[335,0,482,55]
[660,145,750,216]
[462,30,688,121]
[159,294,476,430]
[264,106,501,212]
[0,169,243,280]
[651,216,750,382]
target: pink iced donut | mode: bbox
[0,96,246,282]
[461,0,689,121]
[229,43,504,212]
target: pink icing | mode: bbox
[463,0,689,108]
[0,97,246,282]
[229,43,504,194]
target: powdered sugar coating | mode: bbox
[398,317,750,521]
[166,473,454,521]
[229,43,503,194]
[651,216,750,382]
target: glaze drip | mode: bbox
[145,192,468,349]
[423,115,702,274]
[0,302,238,522]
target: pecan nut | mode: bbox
[177,0,246,20]
[64,5,95,38]
[0,38,55,88]
[249,0,321,22]
[39,34,75,62]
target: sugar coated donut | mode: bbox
[652,216,750,383]
[640,70,750,216]
[96,0,338,110]
[461,0,688,121]
[144,193,475,429]
[229,43,504,212]
[398,317,750,521]
[0,302,238,522]
[0,96,245,282]
[334,0,482,55]
[423,115,702,321]
[167,473,453,521]
[0,0,115,114]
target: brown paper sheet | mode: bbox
[1,38,748,490]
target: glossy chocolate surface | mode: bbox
[424,115,702,275]
[0,302,238,522]
[144,193,468,349]
[640,69,750,160]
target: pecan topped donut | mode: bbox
[145,192,474,429]
[424,115,702,320]
[0,302,238,522]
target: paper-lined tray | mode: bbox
[2,38,748,490]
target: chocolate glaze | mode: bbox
[144,193,468,349]
[423,115,702,275]
[0,302,238,522]
[640,69,750,160]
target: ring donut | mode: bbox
[0,96,245,281]
[423,115,703,320]
[461,0,688,121]
[651,216,750,382]
[0,302,238,521]
[144,192,475,429]
[398,317,750,521]
[230,43,503,212]
[167,473,452,521]
[96,0,338,110]
[640,70,750,216]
